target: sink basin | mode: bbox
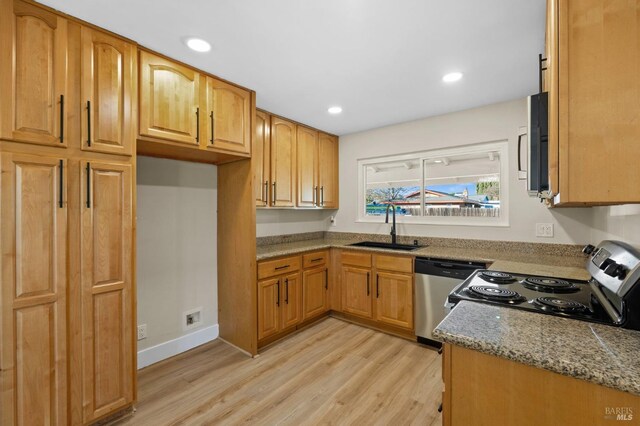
[349,241,423,251]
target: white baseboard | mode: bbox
[137,324,219,369]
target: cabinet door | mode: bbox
[1,153,67,426]
[139,51,201,146]
[80,161,133,423]
[281,272,302,329]
[375,271,413,329]
[258,278,280,340]
[205,77,251,155]
[0,0,67,147]
[81,27,135,155]
[254,110,270,207]
[318,133,339,208]
[270,117,296,207]
[341,266,372,319]
[302,267,328,320]
[296,126,318,207]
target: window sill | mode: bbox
[355,217,510,228]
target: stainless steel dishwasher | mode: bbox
[415,257,486,346]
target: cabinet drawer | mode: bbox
[374,254,413,273]
[341,251,372,268]
[258,255,301,279]
[303,251,328,268]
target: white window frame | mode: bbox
[357,140,510,227]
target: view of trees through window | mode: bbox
[364,146,502,218]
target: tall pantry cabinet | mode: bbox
[0,1,136,424]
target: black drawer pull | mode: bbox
[275,265,290,270]
[310,257,323,262]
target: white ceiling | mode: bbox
[37,0,546,136]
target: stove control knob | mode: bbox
[582,244,596,255]
[604,262,627,280]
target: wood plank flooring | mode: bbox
[116,318,443,425]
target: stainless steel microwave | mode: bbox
[526,93,549,197]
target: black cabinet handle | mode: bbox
[310,257,323,262]
[272,182,276,205]
[86,100,91,146]
[275,265,290,271]
[366,272,370,296]
[538,53,548,93]
[59,95,64,143]
[321,186,324,206]
[313,186,317,206]
[195,107,200,143]
[376,274,380,298]
[263,181,268,205]
[86,163,91,208]
[58,160,63,208]
[285,278,289,304]
[276,280,280,307]
[209,111,214,144]
[517,133,525,173]
[325,269,328,290]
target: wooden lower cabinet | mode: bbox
[375,271,413,329]
[302,267,328,320]
[79,160,134,423]
[341,266,372,319]
[442,343,640,425]
[258,272,303,341]
[0,153,68,426]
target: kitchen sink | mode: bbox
[348,241,423,251]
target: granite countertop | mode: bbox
[256,238,589,275]
[434,301,640,396]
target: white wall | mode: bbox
[591,205,640,248]
[256,209,334,237]
[136,157,218,368]
[333,98,594,244]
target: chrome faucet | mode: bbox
[385,203,397,245]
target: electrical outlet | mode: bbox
[330,215,336,227]
[137,324,147,340]
[184,307,203,330]
[535,223,554,238]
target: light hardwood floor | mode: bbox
[117,318,442,425]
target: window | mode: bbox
[358,141,509,226]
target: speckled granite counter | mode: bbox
[256,237,588,273]
[434,301,640,396]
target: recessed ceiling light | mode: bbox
[185,37,211,53]
[328,106,343,114]
[442,72,463,83]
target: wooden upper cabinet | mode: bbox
[0,0,68,147]
[254,110,270,207]
[374,271,413,330]
[1,153,68,426]
[318,132,339,208]
[296,126,318,207]
[270,117,296,207]
[81,27,135,155]
[80,161,133,423]
[139,51,202,146]
[205,77,251,155]
[549,0,640,205]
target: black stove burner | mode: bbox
[479,271,515,284]
[467,286,525,304]
[522,277,579,293]
[532,297,590,314]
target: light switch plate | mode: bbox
[137,324,147,340]
[535,223,554,238]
